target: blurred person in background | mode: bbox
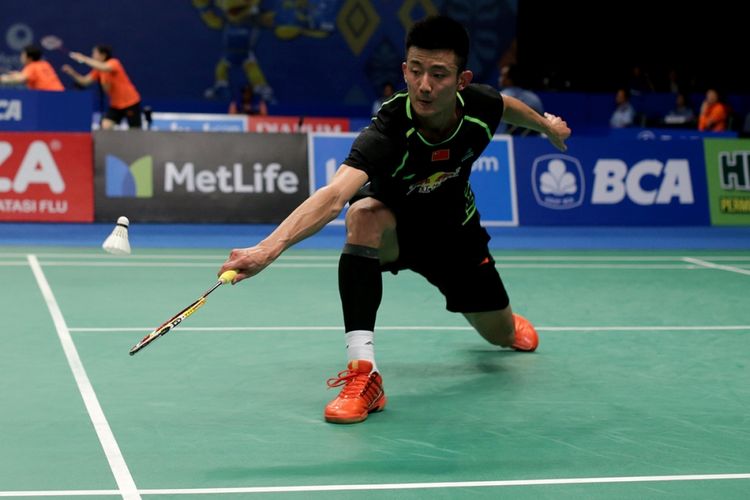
[218,15,571,425]
[371,81,395,116]
[498,64,544,135]
[610,88,636,128]
[62,45,142,130]
[498,64,543,115]
[228,83,268,115]
[663,91,696,127]
[0,45,64,91]
[698,88,728,132]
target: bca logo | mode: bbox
[531,154,585,209]
[0,99,23,121]
[592,159,694,205]
[0,141,64,193]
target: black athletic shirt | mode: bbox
[345,83,504,227]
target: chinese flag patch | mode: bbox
[431,149,450,161]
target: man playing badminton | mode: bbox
[219,15,571,424]
[0,45,64,91]
[61,45,142,130]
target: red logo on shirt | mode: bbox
[431,149,450,162]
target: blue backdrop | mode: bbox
[1,0,517,116]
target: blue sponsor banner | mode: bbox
[514,137,710,225]
[0,89,92,131]
[148,112,247,132]
[308,133,517,226]
[469,136,517,226]
[308,132,358,223]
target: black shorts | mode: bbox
[384,214,510,313]
[105,102,142,128]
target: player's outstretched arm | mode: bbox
[219,165,368,283]
[501,94,571,151]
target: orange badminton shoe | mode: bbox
[324,360,387,424]
[512,313,539,352]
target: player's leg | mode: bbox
[465,308,539,351]
[325,197,396,424]
[422,219,539,352]
[463,306,515,347]
[124,103,143,130]
[101,107,122,130]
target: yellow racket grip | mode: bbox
[219,270,238,284]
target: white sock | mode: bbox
[345,330,377,372]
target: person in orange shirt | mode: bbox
[0,45,64,91]
[698,88,729,132]
[62,45,142,130]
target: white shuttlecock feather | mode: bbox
[102,216,131,255]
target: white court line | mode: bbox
[69,325,750,333]
[1,472,749,497]
[27,255,140,500]
[3,252,750,261]
[683,257,750,276]
[28,261,711,270]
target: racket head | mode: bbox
[40,35,64,51]
[129,297,206,355]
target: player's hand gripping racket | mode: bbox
[129,270,237,355]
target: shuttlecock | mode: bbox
[102,216,131,255]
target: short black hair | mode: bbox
[405,16,469,73]
[95,45,113,60]
[23,45,42,61]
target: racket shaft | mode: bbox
[129,298,205,355]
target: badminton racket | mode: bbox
[129,270,237,355]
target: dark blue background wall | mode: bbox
[1,0,517,116]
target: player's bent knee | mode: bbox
[345,199,395,246]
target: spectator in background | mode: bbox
[229,83,268,115]
[698,88,729,132]
[371,81,395,116]
[610,88,636,128]
[498,64,544,115]
[0,44,64,91]
[498,64,543,135]
[741,112,750,138]
[627,65,654,96]
[663,92,696,127]
[62,45,142,130]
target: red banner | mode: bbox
[247,116,350,133]
[0,132,93,221]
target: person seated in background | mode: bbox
[742,112,750,138]
[228,84,268,115]
[498,64,543,134]
[371,81,395,116]
[609,88,636,128]
[698,88,728,132]
[0,44,64,91]
[663,92,696,127]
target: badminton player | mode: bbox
[61,45,142,130]
[220,15,571,424]
[0,45,64,91]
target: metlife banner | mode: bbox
[308,133,517,226]
[94,130,308,222]
[514,137,710,225]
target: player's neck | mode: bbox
[416,105,461,142]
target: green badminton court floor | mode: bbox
[1,247,749,499]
